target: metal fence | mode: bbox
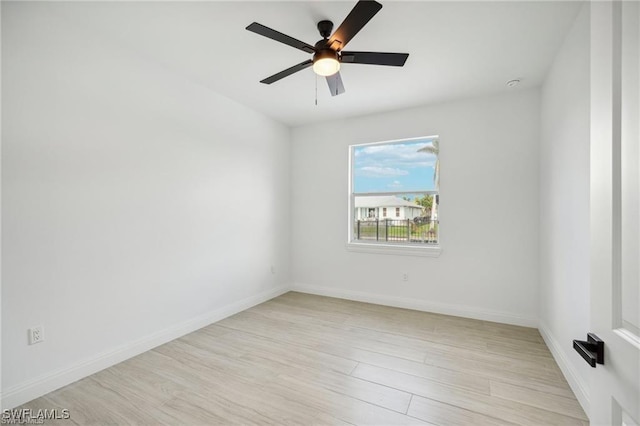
[354,218,439,244]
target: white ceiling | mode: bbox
[51,1,582,127]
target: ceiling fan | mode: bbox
[246,0,409,96]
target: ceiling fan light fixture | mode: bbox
[313,50,340,76]
[313,58,340,76]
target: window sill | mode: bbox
[346,242,442,257]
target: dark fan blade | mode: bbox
[246,22,315,54]
[326,72,345,96]
[341,51,409,66]
[260,60,313,84]
[328,0,382,50]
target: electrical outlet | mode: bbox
[29,326,44,345]
[402,272,409,282]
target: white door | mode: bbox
[590,2,640,425]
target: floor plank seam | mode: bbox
[409,393,522,426]
[323,386,411,416]
[405,394,414,415]
[353,362,492,397]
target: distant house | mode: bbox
[354,196,424,221]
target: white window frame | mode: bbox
[347,136,441,257]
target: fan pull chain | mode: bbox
[315,73,318,106]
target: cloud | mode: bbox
[354,141,437,171]
[387,180,403,188]
[356,167,410,178]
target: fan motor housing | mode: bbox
[317,20,334,39]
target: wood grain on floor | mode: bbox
[19,292,588,425]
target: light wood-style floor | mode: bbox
[21,292,588,425]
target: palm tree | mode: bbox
[417,139,439,189]
[418,140,439,232]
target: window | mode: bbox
[349,136,440,255]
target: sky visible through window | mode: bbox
[353,138,438,195]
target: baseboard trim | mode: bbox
[538,321,590,417]
[2,285,290,409]
[292,283,538,328]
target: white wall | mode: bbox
[0,0,3,410]
[291,89,540,326]
[538,3,591,414]
[1,3,290,407]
